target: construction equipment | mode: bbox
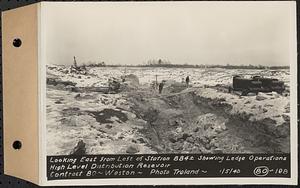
[229,75,285,95]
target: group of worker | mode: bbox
[158,76,190,94]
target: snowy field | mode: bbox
[46,65,290,155]
[47,65,290,89]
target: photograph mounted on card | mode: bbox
[2,1,297,186]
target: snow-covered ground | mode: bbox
[46,65,290,155]
[46,88,157,155]
[47,65,290,88]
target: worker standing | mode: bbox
[186,76,190,87]
[159,81,164,94]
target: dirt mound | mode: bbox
[119,74,140,92]
[124,74,139,86]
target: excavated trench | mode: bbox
[128,89,289,154]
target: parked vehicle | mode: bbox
[229,75,285,95]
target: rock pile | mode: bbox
[167,113,228,153]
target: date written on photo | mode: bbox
[47,154,290,180]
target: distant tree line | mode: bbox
[83,59,289,69]
[86,61,106,67]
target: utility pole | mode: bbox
[73,56,78,68]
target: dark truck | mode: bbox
[229,75,285,95]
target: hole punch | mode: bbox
[12,38,22,47]
[12,140,22,150]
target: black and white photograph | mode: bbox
[45,2,294,157]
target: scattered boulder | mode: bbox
[282,114,290,122]
[126,145,139,154]
[168,118,185,127]
[256,93,268,101]
[264,104,273,107]
[271,92,281,98]
[173,142,183,150]
[55,100,62,104]
[263,117,277,125]
[212,148,223,154]
[168,136,177,143]
[285,103,290,113]
[75,93,95,100]
[245,100,251,104]
[186,136,195,143]
[60,117,77,126]
[47,78,58,86]
[143,107,159,124]
[75,94,81,99]
[205,143,212,150]
[182,142,193,151]
[214,122,227,133]
[108,79,121,93]
[193,127,200,132]
[70,140,86,155]
[168,119,177,126]
[175,127,183,133]
[137,138,146,143]
[65,85,77,92]
[182,133,191,140]
[61,107,81,116]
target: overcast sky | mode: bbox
[43,2,295,66]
